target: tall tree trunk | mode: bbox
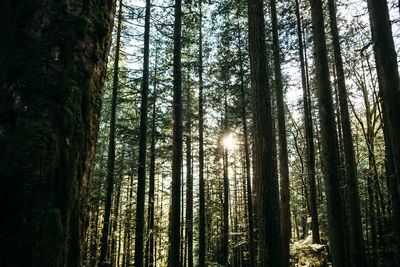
[327,1,365,265]
[99,1,123,265]
[222,95,230,266]
[168,0,183,265]
[198,0,206,265]
[185,82,193,267]
[367,0,400,254]
[309,0,348,266]
[0,1,116,265]
[270,1,290,265]
[294,0,320,244]
[237,14,256,267]
[134,0,151,265]
[145,50,158,267]
[247,0,282,265]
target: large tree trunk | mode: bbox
[294,0,320,244]
[270,1,290,266]
[309,0,348,266]
[247,0,282,265]
[0,0,116,266]
[327,0,365,265]
[134,0,151,265]
[100,1,123,265]
[198,1,206,266]
[367,0,400,255]
[168,0,183,265]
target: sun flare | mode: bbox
[222,134,235,150]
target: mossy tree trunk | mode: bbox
[0,0,116,266]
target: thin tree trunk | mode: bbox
[309,0,348,266]
[295,0,320,244]
[145,50,158,267]
[168,0,183,264]
[270,1,290,265]
[134,0,151,265]
[198,0,206,265]
[185,81,193,267]
[236,14,256,267]
[247,0,282,265]
[111,178,122,266]
[100,1,123,265]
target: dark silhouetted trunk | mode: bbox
[247,0,282,265]
[0,0,116,266]
[367,0,400,256]
[309,0,347,266]
[134,0,151,265]
[145,50,158,267]
[327,0,365,265]
[295,0,320,244]
[99,0,122,265]
[168,0,183,265]
[270,1,290,265]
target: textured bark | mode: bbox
[111,179,122,266]
[367,0,400,251]
[309,0,347,266]
[0,0,116,266]
[327,1,365,265]
[247,0,282,265]
[237,16,256,267]
[198,1,206,265]
[294,0,320,244]
[270,1,290,265]
[100,1,122,265]
[168,0,183,265]
[134,0,151,265]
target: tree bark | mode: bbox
[309,0,348,266]
[247,0,282,265]
[367,0,400,253]
[0,0,116,266]
[327,1,365,265]
[270,1,290,265]
[168,0,183,265]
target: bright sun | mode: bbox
[222,134,235,150]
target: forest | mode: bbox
[1,0,400,266]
